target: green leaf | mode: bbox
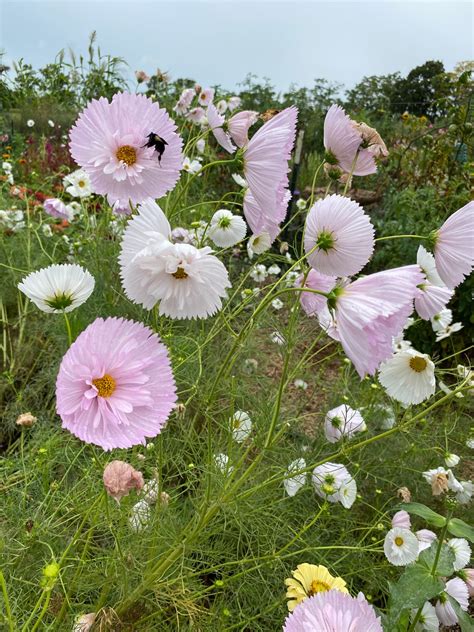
[447,518,474,543]
[418,543,455,576]
[447,596,474,632]
[398,502,446,527]
[389,564,443,613]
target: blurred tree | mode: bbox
[390,60,449,119]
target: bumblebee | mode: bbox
[143,132,168,164]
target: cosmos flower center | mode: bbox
[218,216,232,229]
[78,180,86,187]
[45,293,73,310]
[116,145,137,166]
[172,266,189,279]
[331,416,342,428]
[316,231,335,252]
[409,356,427,373]
[394,536,404,547]
[308,580,331,596]
[92,374,116,398]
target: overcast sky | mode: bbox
[1,1,473,93]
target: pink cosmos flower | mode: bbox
[206,103,236,153]
[243,186,290,242]
[173,88,195,115]
[392,510,411,529]
[296,269,336,317]
[433,201,474,289]
[329,265,424,377]
[56,317,177,450]
[103,460,144,503]
[228,110,259,148]
[243,106,297,237]
[416,529,437,553]
[43,198,73,220]
[463,568,474,597]
[69,93,183,205]
[186,107,206,124]
[227,96,242,112]
[304,195,375,276]
[324,105,377,176]
[283,590,382,632]
[197,87,214,107]
[435,577,469,627]
[207,105,259,153]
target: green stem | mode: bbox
[0,570,14,632]
[63,312,73,346]
[375,234,427,242]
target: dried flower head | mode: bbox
[103,460,144,503]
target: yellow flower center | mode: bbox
[394,536,404,547]
[92,374,116,398]
[308,580,331,596]
[116,145,137,166]
[78,180,85,187]
[172,266,188,279]
[409,356,427,373]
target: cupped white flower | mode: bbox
[209,209,247,247]
[456,480,473,504]
[250,264,268,283]
[196,138,205,154]
[430,307,452,332]
[447,538,471,571]
[231,410,252,443]
[338,477,357,508]
[312,462,355,507]
[378,349,435,405]
[324,404,366,443]
[435,577,469,626]
[384,527,419,566]
[214,453,233,475]
[63,168,92,198]
[417,245,444,287]
[18,264,95,313]
[416,529,437,553]
[284,458,307,497]
[27,119,35,127]
[410,601,439,632]
[445,453,460,468]
[129,499,151,532]
[247,232,271,258]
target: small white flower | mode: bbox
[63,168,92,198]
[48,119,55,127]
[182,156,202,174]
[142,479,159,504]
[231,410,252,443]
[227,96,241,112]
[445,453,460,468]
[378,349,435,405]
[435,577,469,626]
[27,119,35,127]
[2,161,12,172]
[410,601,439,632]
[312,462,355,507]
[417,245,444,287]
[209,209,246,248]
[436,322,463,341]
[267,264,281,276]
[271,298,284,310]
[232,173,247,188]
[283,458,307,497]
[214,453,233,475]
[270,331,285,345]
[41,224,53,237]
[416,529,437,553]
[129,499,151,532]
[430,307,452,332]
[456,480,473,504]
[216,99,227,114]
[338,477,357,508]
[196,138,206,154]
[293,379,308,390]
[247,232,271,258]
[448,538,471,571]
[383,527,419,566]
[250,264,268,283]
[392,332,412,353]
[295,198,307,210]
[243,358,258,372]
[324,404,366,443]
[18,264,95,313]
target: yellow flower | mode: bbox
[284,563,348,611]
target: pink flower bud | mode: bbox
[391,510,411,529]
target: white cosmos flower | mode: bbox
[271,298,284,310]
[247,232,271,258]
[436,322,463,341]
[410,601,439,632]
[312,462,355,507]
[294,379,308,390]
[48,119,55,127]
[392,332,412,353]
[435,577,469,626]
[270,331,285,345]
[422,467,463,496]
[232,173,247,188]
[182,156,202,174]
[214,453,233,475]
[18,264,94,313]
[129,499,151,532]
[227,96,241,112]
[383,527,419,566]
[63,168,92,198]
[338,477,357,508]
[27,119,35,127]
[267,264,281,276]
[216,99,227,114]
[417,245,444,287]
[284,458,307,497]
[196,138,205,154]
[456,480,473,504]
[416,529,437,553]
[448,538,471,571]
[250,264,268,283]
[445,453,460,468]
[430,308,452,332]
[231,410,252,443]
[324,404,366,443]
[209,209,247,247]
[378,349,435,405]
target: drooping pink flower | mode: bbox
[329,265,424,377]
[103,460,144,503]
[324,105,377,176]
[391,510,411,529]
[433,201,474,289]
[435,577,469,627]
[243,106,297,238]
[304,194,375,276]
[415,282,453,320]
[173,88,195,115]
[56,317,177,450]
[243,186,290,242]
[186,106,206,124]
[69,93,183,206]
[43,198,73,220]
[283,590,382,632]
[206,103,236,153]
[296,269,336,317]
[228,110,258,148]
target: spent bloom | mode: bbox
[16,412,37,428]
[304,195,375,276]
[285,563,348,612]
[18,264,94,313]
[284,458,307,497]
[56,317,177,450]
[69,92,183,206]
[422,467,463,496]
[284,590,382,632]
[384,527,419,566]
[103,460,144,503]
[378,349,436,405]
[353,121,389,157]
[209,209,247,247]
[43,198,74,221]
[324,404,366,443]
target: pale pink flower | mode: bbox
[324,105,377,176]
[296,269,336,317]
[103,460,144,503]
[135,70,150,83]
[228,110,258,148]
[463,568,474,597]
[206,103,236,153]
[43,198,73,221]
[186,106,206,124]
[392,510,411,529]
[416,529,437,553]
[329,265,424,377]
[56,317,177,450]
[304,194,375,276]
[197,87,214,106]
[227,96,242,112]
[435,577,468,627]
[283,590,382,632]
[69,93,183,205]
[324,404,366,443]
[173,88,195,114]
[433,201,474,289]
[243,186,290,242]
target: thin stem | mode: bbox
[375,234,427,242]
[0,570,14,632]
[63,312,73,346]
